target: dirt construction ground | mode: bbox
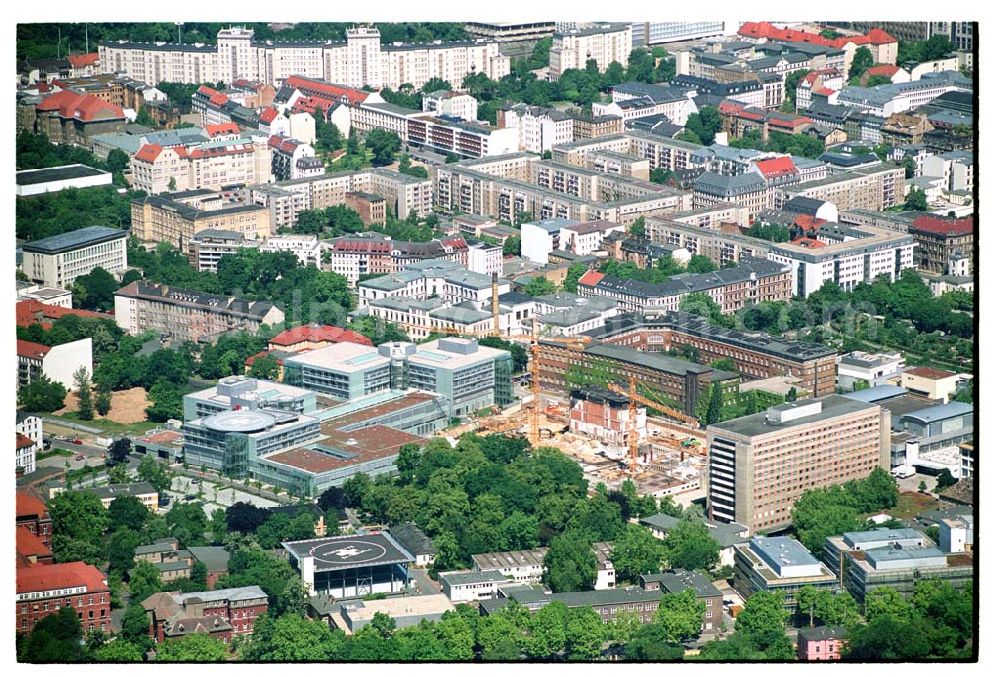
[55,387,151,424]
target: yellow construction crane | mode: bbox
[608,374,703,474]
[526,318,591,445]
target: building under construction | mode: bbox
[569,387,647,457]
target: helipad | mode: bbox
[283,532,414,573]
[202,409,276,433]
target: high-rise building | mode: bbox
[707,395,891,533]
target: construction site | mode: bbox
[439,314,710,505]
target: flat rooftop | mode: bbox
[321,390,442,430]
[708,394,877,438]
[283,532,414,572]
[22,225,126,253]
[284,342,389,373]
[258,424,423,475]
[343,593,454,622]
[473,548,547,571]
[407,337,505,370]
[16,164,110,186]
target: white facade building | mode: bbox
[497,104,574,154]
[422,90,479,122]
[549,23,633,78]
[21,226,128,290]
[467,242,503,276]
[261,234,322,268]
[836,351,906,390]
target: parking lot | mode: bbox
[163,475,280,517]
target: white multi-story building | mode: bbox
[261,234,322,268]
[16,412,43,473]
[923,151,974,194]
[99,26,510,91]
[836,351,906,390]
[17,338,93,391]
[131,134,272,194]
[422,90,479,122]
[549,23,633,78]
[466,241,502,276]
[21,226,128,290]
[497,104,574,154]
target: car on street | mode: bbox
[74,454,85,461]
[72,439,83,445]
[190,478,200,484]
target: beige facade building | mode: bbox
[707,395,891,533]
[21,226,128,290]
[131,191,273,251]
[779,164,906,213]
[114,281,285,343]
[99,26,510,91]
[130,135,271,195]
[549,24,633,78]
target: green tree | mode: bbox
[524,275,558,296]
[705,382,723,425]
[73,366,94,421]
[815,591,860,627]
[49,490,109,564]
[108,495,149,532]
[107,528,142,576]
[129,561,162,602]
[120,602,153,647]
[784,68,810,105]
[904,187,928,211]
[629,216,646,239]
[610,524,668,583]
[562,262,589,293]
[866,74,893,86]
[502,235,521,256]
[239,613,344,661]
[656,589,705,644]
[564,607,605,660]
[365,129,403,166]
[18,374,67,412]
[663,516,721,571]
[864,586,912,621]
[137,455,172,494]
[72,266,119,312]
[248,354,280,380]
[95,382,113,417]
[19,606,83,662]
[526,601,569,659]
[796,585,824,627]
[155,633,228,661]
[543,531,598,592]
[849,46,876,81]
[94,640,145,662]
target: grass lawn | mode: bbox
[36,448,73,461]
[48,412,160,437]
[887,491,940,521]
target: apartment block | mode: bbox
[114,281,285,343]
[733,536,838,612]
[132,191,273,251]
[779,163,905,212]
[707,396,891,533]
[17,338,92,391]
[16,562,110,635]
[422,90,479,122]
[100,26,510,91]
[142,586,268,644]
[497,104,574,154]
[549,23,633,78]
[130,133,271,195]
[906,215,973,274]
[21,226,128,290]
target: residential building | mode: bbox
[923,151,974,194]
[16,434,36,476]
[16,562,110,634]
[639,514,749,568]
[134,539,194,582]
[16,527,53,568]
[142,586,268,643]
[472,548,547,584]
[187,229,259,272]
[738,22,899,67]
[345,192,387,226]
[21,226,128,290]
[549,24,633,78]
[881,112,935,147]
[464,21,557,58]
[24,89,126,147]
[466,241,503,276]
[707,396,890,532]
[267,325,372,353]
[269,136,321,181]
[333,594,455,635]
[187,547,231,590]
[17,338,92,391]
[906,214,973,274]
[404,113,519,159]
[422,90,478,122]
[734,536,839,612]
[577,258,792,315]
[100,27,510,91]
[16,164,113,196]
[568,112,625,140]
[130,133,271,194]
[692,172,770,219]
[15,412,43,460]
[779,163,905,212]
[261,234,322,268]
[834,72,972,118]
[16,284,73,308]
[823,529,973,608]
[113,281,285,343]
[798,626,849,661]
[387,523,436,568]
[497,104,574,154]
[634,22,732,46]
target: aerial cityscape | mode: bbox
[13,19,975,663]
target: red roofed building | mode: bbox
[16,527,54,568]
[130,133,271,194]
[17,561,111,634]
[66,52,100,77]
[16,434,36,478]
[577,270,606,289]
[30,89,126,145]
[16,299,113,330]
[283,76,375,107]
[753,156,801,189]
[268,324,373,353]
[908,215,974,273]
[204,122,241,138]
[16,491,52,546]
[738,22,898,68]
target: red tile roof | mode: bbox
[36,89,124,122]
[259,107,279,123]
[17,339,51,360]
[331,240,392,254]
[791,237,826,249]
[134,143,165,163]
[801,71,820,86]
[16,491,48,519]
[578,270,605,287]
[754,156,797,178]
[17,433,34,450]
[738,22,897,49]
[793,215,827,231]
[16,300,111,328]
[909,215,974,236]
[209,92,230,107]
[284,76,371,106]
[205,122,240,137]
[815,87,836,97]
[906,366,957,380]
[868,64,901,77]
[197,85,218,97]
[16,527,52,561]
[67,53,100,68]
[269,325,373,347]
[17,561,108,594]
